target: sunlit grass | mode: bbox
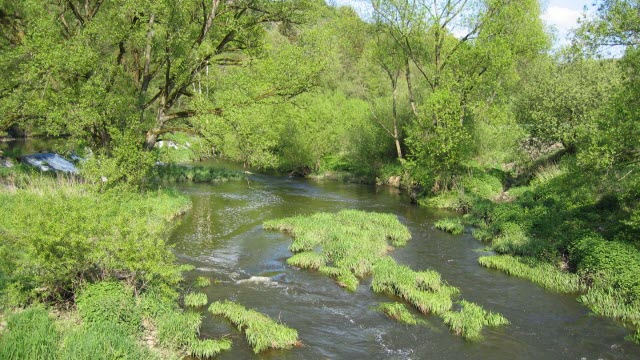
[184,292,208,308]
[209,301,300,353]
[443,300,509,341]
[193,276,211,288]
[434,217,464,235]
[478,255,584,293]
[376,302,422,325]
[266,210,507,340]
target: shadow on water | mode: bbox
[170,169,640,360]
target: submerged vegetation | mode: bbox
[265,210,508,340]
[209,301,300,353]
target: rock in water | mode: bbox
[236,276,277,286]
[19,153,78,174]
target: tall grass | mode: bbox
[478,255,584,293]
[209,301,300,353]
[0,307,59,360]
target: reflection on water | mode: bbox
[170,171,638,360]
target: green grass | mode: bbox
[0,307,59,360]
[184,292,208,308]
[0,172,191,305]
[76,282,140,334]
[209,300,300,353]
[58,322,157,360]
[264,209,411,290]
[266,211,507,340]
[193,276,212,288]
[376,302,422,325]
[478,255,584,293]
[443,300,509,341]
[578,287,640,326]
[434,218,464,235]
[287,252,327,270]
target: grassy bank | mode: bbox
[265,210,509,341]
[418,159,640,342]
[0,169,232,358]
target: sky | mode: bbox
[329,0,594,46]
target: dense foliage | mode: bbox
[2,0,640,349]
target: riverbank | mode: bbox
[426,158,640,342]
[0,167,236,358]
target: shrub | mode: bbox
[0,175,190,305]
[0,307,59,360]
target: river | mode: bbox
[169,166,640,360]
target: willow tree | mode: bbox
[0,0,317,150]
[369,0,548,189]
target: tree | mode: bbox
[369,0,548,189]
[0,0,316,151]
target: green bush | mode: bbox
[571,236,640,303]
[0,175,190,305]
[0,307,59,360]
[76,282,140,334]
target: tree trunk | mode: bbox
[392,83,403,159]
[405,58,418,118]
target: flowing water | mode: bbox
[169,167,640,360]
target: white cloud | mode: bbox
[543,6,581,31]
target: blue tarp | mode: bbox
[19,153,78,174]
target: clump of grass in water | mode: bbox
[266,210,508,340]
[478,255,584,293]
[194,276,211,288]
[184,292,208,308]
[376,302,423,325]
[264,210,411,290]
[209,301,300,353]
[287,252,327,270]
[443,300,510,341]
[371,257,457,316]
[434,217,464,235]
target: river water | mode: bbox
[169,167,640,360]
